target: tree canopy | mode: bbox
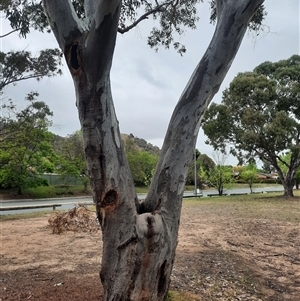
[1,0,266,55]
[0,92,55,194]
[0,1,62,92]
[202,55,300,197]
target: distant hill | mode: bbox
[121,133,160,156]
[52,132,160,156]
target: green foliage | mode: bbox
[54,131,86,175]
[0,49,62,91]
[239,162,257,193]
[127,150,158,186]
[186,150,215,188]
[1,0,266,56]
[202,55,300,197]
[0,0,49,37]
[0,1,62,92]
[207,165,233,195]
[123,134,159,186]
[54,130,88,189]
[0,93,55,194]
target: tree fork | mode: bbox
[42,0,265,300]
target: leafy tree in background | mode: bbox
[0,1,62,91]
[127,150,158,187]
[186,151,215,188]
[205,152,233,195]
[54,130,88,189]
[3,0,266,299]
[0,92,55,194]
[207,165,233,195]
[239,162,257,193]
[202,55,300,198]
[0,49,62,91]
[123,134,159,186]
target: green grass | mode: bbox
[0,184,90,199]
[0,210,54,222]
[183,190,300,223]
[135,186,149,193]
[185,182,282,191]
[2,190,298,223]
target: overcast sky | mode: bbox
[1,0,299,166]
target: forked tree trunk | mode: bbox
[273,160,296,197]
[279,170,296,197]
[43,0,264,300]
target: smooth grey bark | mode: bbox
[43,0,264,300]
[263,152,299,197]
[270,156,300,197]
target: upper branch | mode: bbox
[118,2,171,34]
[146,0,265,210]
[42,0,87,49]
[94,0,122,29]
[0,29,20,38]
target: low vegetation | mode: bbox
[1,192,299,300]
[0,184,90,199]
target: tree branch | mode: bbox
[0,74,44,91]
[118,2,171,34]
[94,0,121,29]
[0,28,20,38]
[146,0,265,211]
[42,0,84,49]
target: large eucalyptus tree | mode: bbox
[42,0,265,300]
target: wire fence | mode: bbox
[40,174,83,186]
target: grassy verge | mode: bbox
[185,182,282,191]
[0,183,286,199]
[0,185,150,199]
[0,210,54,222]
[183,190,300,223]
[0,184,91,200]
[2,191,298,223]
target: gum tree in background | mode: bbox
[53,130,89,190]
[41,0,265,300]
[202,55,300,198]
[239,162,258,194]
[0,92,54,194]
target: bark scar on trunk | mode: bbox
[102,188,119,206]
[136,213,163,240]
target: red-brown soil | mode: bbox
[1,198,299,300]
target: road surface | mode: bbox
[0,187,285,215]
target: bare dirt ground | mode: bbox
[1,197,300,301]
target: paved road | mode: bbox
[0,187,285,215]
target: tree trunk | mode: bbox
[270,157,298,198]
[249,183,253,194]
[43,0,265,300]
[282,172,296,197]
